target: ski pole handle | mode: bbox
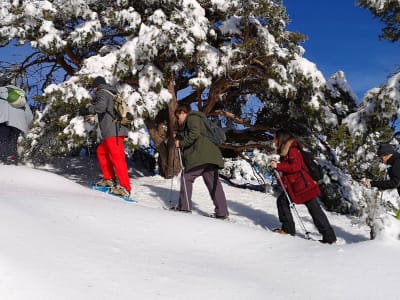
[273,169,289,198]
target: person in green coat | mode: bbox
[173,104,229,219]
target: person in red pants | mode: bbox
[85,76,131,197]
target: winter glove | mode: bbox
[361,178,371,188]
[84,115,97,125]
[270,160,278,169]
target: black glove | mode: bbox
[78,106,88,116]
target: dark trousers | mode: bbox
[0,124,20,164]
[277,193,336,242]
[179,164,229,217]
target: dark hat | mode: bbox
[0,73,12,86]
[377,143,396,157]
[91,76,106,88]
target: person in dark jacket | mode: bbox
[173,104,229,219]
[363,143,400,196]
[86,76,131,198]
[270,129,336,244]
[0,75,33,165]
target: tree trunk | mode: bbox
[145,74,181,179]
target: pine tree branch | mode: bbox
[211,110,273,131]
[219,143,272,152]
[65,46,82,69]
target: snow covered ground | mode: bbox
[0,157,399,300]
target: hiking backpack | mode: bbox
[0,85,27,108]
[300,148,324,182]
[102,89,133,127]
[201,116,226,145]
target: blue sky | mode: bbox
[284,0,400,99]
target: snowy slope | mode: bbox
[0,160,399,300]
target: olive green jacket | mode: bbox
[178,111,224,171]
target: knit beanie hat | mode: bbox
[377,143,396,157]
[0,73,12,86]
[91,76,106,88]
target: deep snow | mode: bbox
[0,157,399,300]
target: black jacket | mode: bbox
[371,152,400,195]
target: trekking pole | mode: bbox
[86,135,94,172]
[273,169,311,239]
[168,147,176,207]
[86,135,91,161]
[177,147,190,211]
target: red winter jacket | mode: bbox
[276,139,320,204]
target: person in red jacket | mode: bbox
[270,129,336,244]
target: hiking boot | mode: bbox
[211,213,229,220]
[319,239,337,245]
[110,186,130,198]
[6,155,18,165]
[272,228,289,235]
[96,179,115,188]
[169,205,191,213]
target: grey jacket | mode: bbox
[0,96,33,134]
[87,83,128,140]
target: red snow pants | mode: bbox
[97,136,131,191]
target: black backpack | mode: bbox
[300,148,324,182]
[201,116,226,145]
